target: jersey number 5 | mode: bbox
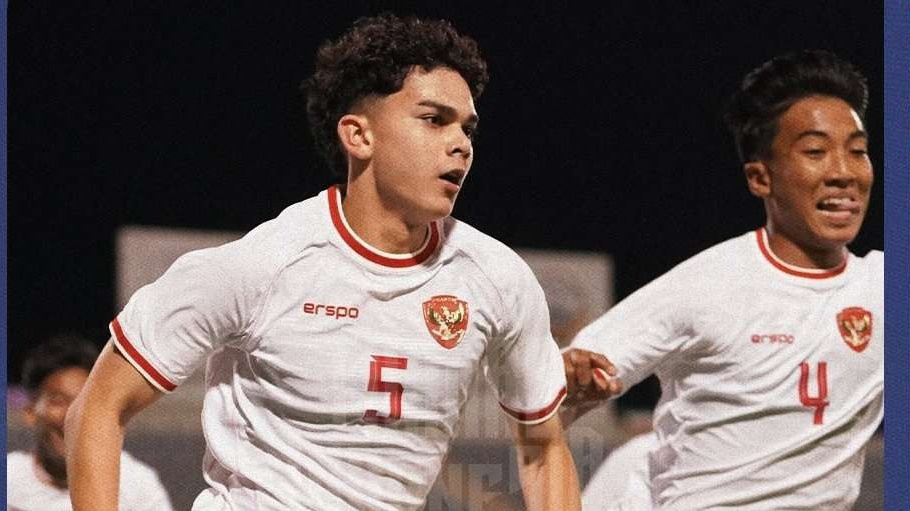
[798,361,828,425]
[364,355,408,424]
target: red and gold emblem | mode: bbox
[422,295,469,349]
[836,307,873,353]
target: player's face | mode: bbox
[759,96,872,254]
[365,66,478,224]
[26,367,89,474]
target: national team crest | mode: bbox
[837,307,873,353]
[422,295,469,349]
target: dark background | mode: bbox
[8,2,883,382]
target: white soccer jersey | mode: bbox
[6,450,174,511]
[582,432,654,511]
[572,229,882,510]
[111,186,566,511]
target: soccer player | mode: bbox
[563,49,882,510]
[7,334,173,511]
[64,14,580,511]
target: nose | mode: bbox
[825,149,858,187]
[447,126,472,160]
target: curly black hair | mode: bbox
[21,334,99,393]
[303,14,489,181]
[724,49,868,164]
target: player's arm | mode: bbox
[64,340,162,511]
[559,348,622,428]
[511,413,581,511]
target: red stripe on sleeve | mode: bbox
[499,386,567,423]
[110,317,177,392]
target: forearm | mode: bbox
[513,418,581,511]
[65,392,126,511]
[64,341,161,511]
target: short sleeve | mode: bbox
[484,261,566,425]
[571,270,690,392]
[112,247,261,392]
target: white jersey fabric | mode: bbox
[111,186,566,511]
[581,432,655,511]
[572,229,883,510]
[6,450,173,511]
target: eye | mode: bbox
[463,125,478,140]
[802,149,826,158]
[421,115,441,126]
[850,148,868,156]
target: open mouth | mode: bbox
[439,169,465,187]
[816,197,860,214]
[816,196,862,223]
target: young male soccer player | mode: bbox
[563,49,882,510]
[65,14,579,510]
[7,335,173,511]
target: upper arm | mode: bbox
[70,340,162,426]
[113,248,262,391]
[570,272,690,391]
[485,259,566,423]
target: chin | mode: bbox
[813,225,862,249]
[423,198,457,221]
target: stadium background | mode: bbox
[8,2,883,509]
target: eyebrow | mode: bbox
[795,129,867,142]
[417,100,479,125]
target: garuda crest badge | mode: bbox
[837,306,873,353]
[423,295,469,349]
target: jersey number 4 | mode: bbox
[798,362,828,425]
[363,355,408,424]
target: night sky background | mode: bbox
[8,2,883,381]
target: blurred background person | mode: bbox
[6,334,174,511]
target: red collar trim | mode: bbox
[327,185,439,268]
[754,228,847,279]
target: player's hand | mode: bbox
[562,348,622,407]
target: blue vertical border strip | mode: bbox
[884,0,910,509]
[1,0,8,500]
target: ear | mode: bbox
[744,161,771,198]
[336,114,373,162]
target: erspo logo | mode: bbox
[303,302,359,320]
[750,333,795,344]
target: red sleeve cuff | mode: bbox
[499,386,567,425]
[110,317,177,393]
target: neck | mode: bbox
[339,183,429,254]
[764,224,846,270]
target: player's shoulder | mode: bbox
[5,450,30,470]
[849,248,883,288]
[853,248,883,271]
[657,231,752,284]
[174,192,329,281]
[442,217,538,286]
[6,451,41,495]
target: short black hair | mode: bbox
[303,13,489,180]
[21,334,99,393]
[724,49,868,163]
